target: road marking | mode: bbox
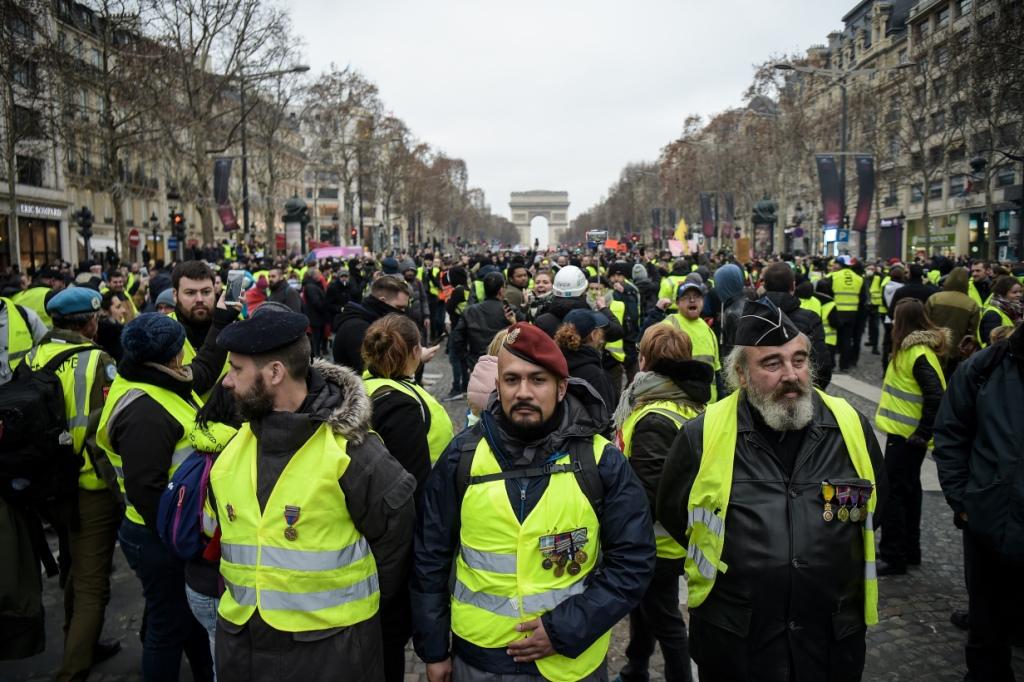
[830,373,882,404]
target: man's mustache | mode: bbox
[510,402,541,414]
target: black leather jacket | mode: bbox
[657,392,887,682]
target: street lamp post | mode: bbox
[774,61,916,260]
[149,211,159,260]
[234,64,309,243]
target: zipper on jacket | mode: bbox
[518,481,528,521]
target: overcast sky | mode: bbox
[291,0,853,230]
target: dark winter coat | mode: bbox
[411,382,655,674]
[562,345,618,419]
[657,391,887,682]
[266,280,302,313]
[216,360,417,681]
[889,280,938,311]
[763,291,833,389]
[450,298,515,369]
[533,295,624,343]
[331,297,408,373]
[933,324,1024,559]
[301,275,328,327]
[325,278,355,329]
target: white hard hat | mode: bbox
[553,265,587,298]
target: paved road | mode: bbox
[4,338,1023,680]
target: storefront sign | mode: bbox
[911,232,956,248]
[879,217,903,228]
[17,203,64,220]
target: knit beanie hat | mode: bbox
[632,263,649,282]
[122,312,186,364]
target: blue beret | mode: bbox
[217,307,309,354]
[122,313,186,364]
[46,287,101,316]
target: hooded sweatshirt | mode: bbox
[924,268,980,359]
[712,263,747,360]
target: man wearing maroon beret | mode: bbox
[411,322,656,681]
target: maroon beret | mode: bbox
[501,322,569,379]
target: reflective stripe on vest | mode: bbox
[452,437,612,681]
[619,400,701,560]
[363,375,455,465]
[97,378,200,525]
[686,389,878,625]
[3,297,34,369]
[605,300,626,363]
[211,424,380,631]
[27,341,106,490]
[875,343,946,440]
[821,301,837,346]
[831,270,864,312]
[663,315,719,403]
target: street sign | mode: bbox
[167,236,179,250]
[836,229,850,243]
[128,229,140,248]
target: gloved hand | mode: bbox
[907,433,929,450]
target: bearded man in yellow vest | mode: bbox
[29,287,121,680]
[97,304,232,682]
[170,261,235,398]
[213,306,416,682]
[657,299,887,682]
[412,322,655,682]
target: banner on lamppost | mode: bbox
[722,193,735,237]
[853,154,875,232]
[213,158,240,231]
[815,154,842,228]
[700,192,715,238]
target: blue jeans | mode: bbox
[185,585,219,681]
[118,521,213,682]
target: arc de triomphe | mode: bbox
[509,190,569,247]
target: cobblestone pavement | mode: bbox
[5,343,1024,681]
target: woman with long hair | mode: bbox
[611,324,712,682]
[360,313,454,682]
[977,274,1022,347]
[874,298,948,575]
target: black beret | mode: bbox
[217,307,309,354]
[734,297,802,347]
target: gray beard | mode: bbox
[745,383,814,432]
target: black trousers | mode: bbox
[963,530,1024,681]
[866,306,880,350]
[879,434,926,566]
[834,313,858,371]
[882,322,894,372]
[620,557,692,682]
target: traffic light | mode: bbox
[172,211,186,239]
[75,206,93,240]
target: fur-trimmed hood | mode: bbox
[900,328,951,356]
[310,358,372,444]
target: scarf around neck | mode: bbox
[612,370,697,431]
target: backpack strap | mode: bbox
[572,442,605,516]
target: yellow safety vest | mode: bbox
[878,276,891,316]
[3,297,34,370]
[685,389,878,624]
[620,400,701,560]
[831,269,864,313]
[418,266,440,297]
[363,375,454,465]
[658,275,687,311]
[27,340,107,490]
[452,437,611,682]
[13,286,52,328]
[663,314,719,403]
[926,269,941,285]
[976,304,1013,348]
[869,276,883,307]
[875,343,945,442]
[799,296,822,319]
[605,300,626,363]
[211,423,380,632]
[967,279,986,308]
[167,312,229,398]
[821,301,837,346]
[97,378,200,526]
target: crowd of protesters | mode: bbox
[2,238,1024,682]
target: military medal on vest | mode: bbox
[539,528,588,577]
[836,486,851,522]
[821,482,836,522]
[284,505,301,541]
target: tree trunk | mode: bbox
[4,75,21,270]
